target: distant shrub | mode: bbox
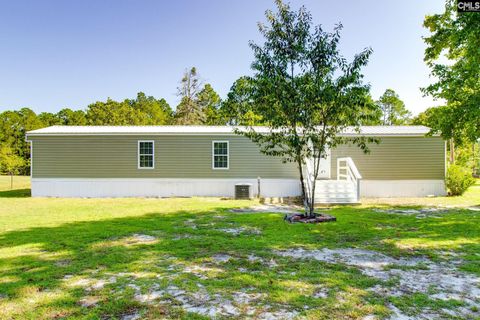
[446,164,475,196]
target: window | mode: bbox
[212,141,229,169]
[138,141,154,169]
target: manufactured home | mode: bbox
[25,126,446,203]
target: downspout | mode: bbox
[25,135,32,184]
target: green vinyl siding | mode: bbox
[30,134,445,180]
[30,135,299,179]
[331,136,445,180]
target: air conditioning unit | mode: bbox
[235,183,251,199]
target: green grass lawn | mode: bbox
[0,175,30,198]
[0,176,479,319]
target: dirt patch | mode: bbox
[66,276,117,291]
[121,311,141,320]
[230,204,301,214]
[130,234,156,242]
[275,248,480,319]
[132,284,297,319]
[79,296,100,308]
[211,254,233,263]
[312,287,329,299]
[217,226,262,235]
[93,233,158,248]
[54,259,72,267]
[373,207,452,219]
[247,254,262,263]
[183,264,224,279]
[171,234,197,240]
[184,219,198,229]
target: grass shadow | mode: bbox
[0,188,31,198]
[0,202,479,318]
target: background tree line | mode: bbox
[3,0,480,179]
[0,65,412,176]
[411,0,480,178]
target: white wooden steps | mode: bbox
[313,180,359,204]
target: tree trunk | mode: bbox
[10,172,13,190]
[309,184,315,217]
[473,143,477,176]
[449,139,455,164]
[297,159,309,213]
[309,156,321,218]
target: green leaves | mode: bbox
[422,0,480,143]
[0,93,176,175]
[0,144,25,175]
[175,68,223,125]
[376,89,411,125]
[85,94,173,126]
[234,0,376,213]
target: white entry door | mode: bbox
[317,148,331,179]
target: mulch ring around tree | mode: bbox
[284,213,336,223]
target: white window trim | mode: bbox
[212,140,229,170]
[138,140,155,169]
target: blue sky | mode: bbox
[0,0,445,115]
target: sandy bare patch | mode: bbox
[211,254,233,263]
[230,204,301,214]
[65,276,117,291]
[79,296,100,308]
[275,248,480,319]
[171,233,198,240]
[247,254,263,263]
[312,286,329,299]
[128,234,157,243]
[218,226,262,235]
[132,284,297,319]
[92,234,158,249]
[183,264,224,279]
[184,219,198,229]
[54,259,72,267]
[372,207,452,219]
[121,311,141,320]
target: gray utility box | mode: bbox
[235,183,252,199]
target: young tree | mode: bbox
[197,84,223,125]
[86,98,143,125]
[129,92,173,125]
[57,108,87,125]
[235,0,376,216]
[0,144,25,189]
[175,67,205,125]
[376,89,411,125]
[221,76,264,125]
[422,0,480,143]
[38,112,62,126]
[0,108,42,175]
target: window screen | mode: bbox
[213,141,229,169]
[138,141,154,168]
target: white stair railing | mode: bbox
[336,157,362,201]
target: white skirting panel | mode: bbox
[31,178,302,198]
[360,180,446,198]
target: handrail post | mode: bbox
[337,158,340,181]
[356,179,360,201]
[336,157,362,202]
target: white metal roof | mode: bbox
[26,125,432,136]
